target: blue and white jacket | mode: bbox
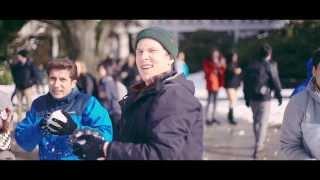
[15,88,113,160]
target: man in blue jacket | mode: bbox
[15,59,113,160]
[291,57,313,97]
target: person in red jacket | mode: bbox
[203,48,225,125]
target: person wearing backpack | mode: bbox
[243,43,282,159]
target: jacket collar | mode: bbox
[124,71,177,103]
[47,88,79,105]
[307,77,320,103]
[131,71,177,92]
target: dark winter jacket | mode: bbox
[10,60,39,90]
[106,71,203,160]
[243,59,282,102]
[76,73,99,98]
[225,62,242,89]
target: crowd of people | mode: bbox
[1,26,319,160]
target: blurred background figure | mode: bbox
[35,64,48,95]
[174,51,190,77]
[243,43,282,159]
[219,54,227,89]
[225,51,242,125]
[203,48,225,125]
[120,53,140,88]
[10,49,39,119]
[75,60,99,99]
[97,58,127,137]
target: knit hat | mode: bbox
[135,27,178,59]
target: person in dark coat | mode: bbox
[10,49,39,119]
[243,43,282,159]
[120,53,140,88]
[75,61,99,99]
[203,48,225,125]
[225,51,242,125]
[71,27,204,160]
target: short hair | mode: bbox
[225,50,238,64]
[258,43,272,58]
[47,58,78,80]
[312,48,320,68]
[17,49,28,58]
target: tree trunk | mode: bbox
[65,20,99,74]
[10,20,139,76]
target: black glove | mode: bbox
[39,112,52,135]
[71,129,107,160]
[46,110,77,135]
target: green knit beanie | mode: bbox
[135,27,178,59]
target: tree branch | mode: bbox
[37,20,64,30]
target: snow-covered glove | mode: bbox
[71,129,107,160]
[0,108,13,133]
[0,132,11,151]
[45,110,77,135]
[0,108,12,151]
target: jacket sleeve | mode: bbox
[280,97,313,160]
[203,60,210,76]
[242,67,250,103]
[80,96,113,142]
[106,87,201,160]
[268,62,282,98]
[14,104,42,152]
[30,63,41,85]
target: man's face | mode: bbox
[48,69,76,99]
[135,38,173,82]
[17,55,27,64]
[313,64,320,88]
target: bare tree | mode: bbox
[9,20,144,74]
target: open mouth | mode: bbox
[141,64,153,70]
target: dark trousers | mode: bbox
[205,91,218,120]
[250,100,271,151]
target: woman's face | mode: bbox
[232,53,238,63]
[135,38,174,82]
[212,50,220,63]
[98,66,107,77]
